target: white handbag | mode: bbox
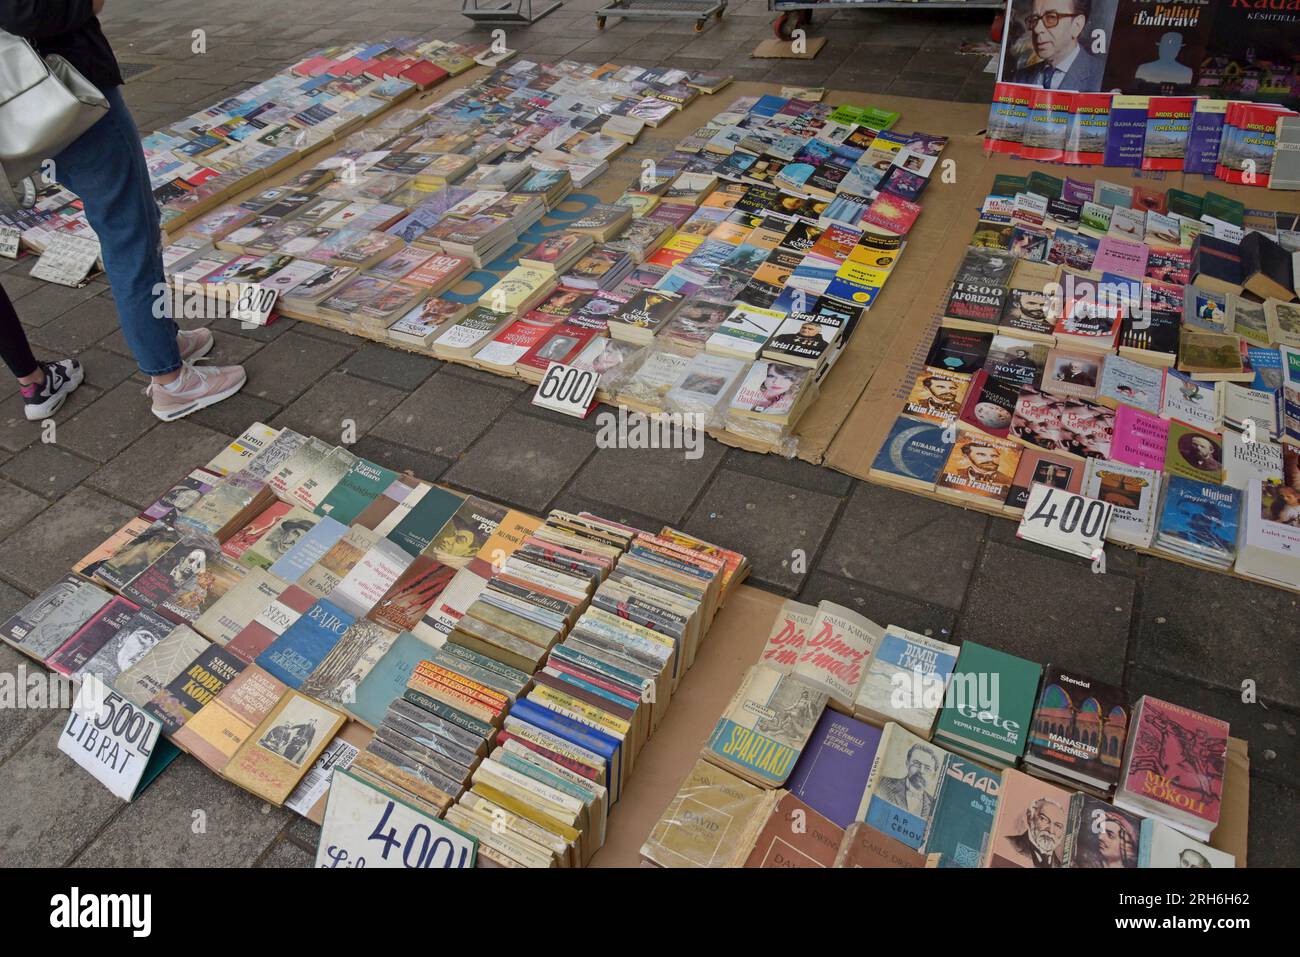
[0,27,109,208]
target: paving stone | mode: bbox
[799,571,958,640]
[185,391,282,437]
[1127,666,1299,789]
[0,713,124,866]
[442,362,530,393]
[342,343,440,391]
[443,412,597,513]
[956,542,1135,685]
[0,474,48,542]
[1136,560,1300,711]
[74,346,142,392]
[206,328,268,365]
[346,435,452,483]
[569,436,725,527]
[986,510,1141,578]
[723,447,854,497]
[54,380,160,462]
[271,370,405,441]
[0,444,98,500]
[819,483,987,610]
[0,273,43,302]
[0,383,103,454]
[1246,776,1300,868]
[373,370,516,457]
[0,577,30,620]
[285,812,322,851]
[683,469,840,596]
[213,314,295,343]
[73,755,290,867]
[0,646,68,764]
[5,281,103,329]
[27,297,122,353]
[88,421,233,509]
[257,835,315,868]
[0,486,136,594]
[242,330,353,404]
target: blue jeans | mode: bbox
[54,86,181,376]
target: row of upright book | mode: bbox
[985,85,1300,189]
[0,422,748,861]
[867,171,1300,591]
[642,599,1237,868]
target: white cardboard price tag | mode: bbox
[0,225,20,259]
[29,233,99,286]
[58,674,179,800]
[532,360,599,419]
[1016,483,1114,560]
[232,283,278,327]
[316,768,476,869]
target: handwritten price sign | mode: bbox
[1016,483,1113,561]
[316,768,476,869]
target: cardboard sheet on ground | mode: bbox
[587,582,1250,867]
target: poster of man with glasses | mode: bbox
[1001,0,1117,91]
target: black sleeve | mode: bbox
[0,0,96,39]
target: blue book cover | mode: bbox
[1184,102,1227,176]
[1103,96,1148,168]
[1248,345,1282,392]
[750,95,787,118]
[510,698,622,803]
[268,515,347,582]
[347,629,436,729]
[869,415,954,488]
[786,710,882,828]
[923,757,1000,868]
[1156,476,1241,563]
[256,599,354,688]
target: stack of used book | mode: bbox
[0,421,752,864]
[640,596,1238,868]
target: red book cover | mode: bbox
[1141,97,1195,172]
[1215,103,1242,182]
[400,60,450,90]
[514,323,599,373]
[291,56,334,77]
[1220,104,1295,187]
[1018,88,1072,163]
[861,193,921,236]
[984,82,1031,155]
[1063,93,1111,165]
[1123,697,1228,830]
[337,57,369,77]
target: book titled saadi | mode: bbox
[922,756,1000,868]
[933,640,1041,767]
[703,663,829,788]
[222,689,346,805]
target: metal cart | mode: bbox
[770,0,1002,41]
[462,0,563,26]
[595,0,727,34]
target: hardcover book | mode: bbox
[1024,664,1128,793]
[986,768,1071,868]
[934,640,1041,767]
[867,415,955,493]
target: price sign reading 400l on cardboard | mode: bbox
[532,361,598,419]
[1017,483,1114,561]
[317,768,476,869]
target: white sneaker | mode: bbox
[147,362,246,422]
[20,359,83,421]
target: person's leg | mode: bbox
[51,87,243,419]
[1,282,84,419]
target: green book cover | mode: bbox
[1203,191,1244,227]
[1166,188,1204,220]
[315,458,399,526]
[991,174,1027,198]
[1025,170,1063,201]
[934,641,1041,760]
[388,485,464,557]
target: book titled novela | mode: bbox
[255,599,355,688]
[703,664,828,787]
[922,756,999,867]
[786,709,882,828]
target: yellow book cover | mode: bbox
[529,684,632,739]
[222,690,345,804]
[476,510,543,568]
[171,665,287,771]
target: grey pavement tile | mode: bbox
[242,330,353,405]
[0,273,44,302]
[270,370,406,441]
[257,836,315,868]
[206,329,268,365]
[5,282,104,328]
[819,483,987,610]
[1127,666,1298,790]
[0,646,68,764]
[293,322,365,347]
[285,812,322,851]
[723,447,853,497]
[1246,776,1299,868]
[373,370,517,457]
[956,541,1135,686]
[511,389,605,433]
[1136,560,1300,711]
[443,363,530,394]
[443,412,597,513]
[55,380,160,463]
[186,391,281,438]
[1,444,98,500]
[684,469,840,596]
[0,577,30,621]
[0,713,124,866]
[73,755,290,867]
[799,571,958,640]
[213,314,295,343]
[88,421,234,509]
[568,437,726,527]
[0,486,137,594]
[0,384,103,454]
[75,346,142,393]
[346,436,452,484]
[0,479,48,539]
[986,511,1141,578]
[27,297,122,353]
[342,343,441,391]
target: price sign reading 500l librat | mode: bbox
[533,361,598,418]
[1017,483,1113,561]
